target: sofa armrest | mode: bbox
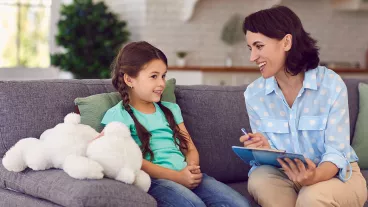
[0,164,156,207]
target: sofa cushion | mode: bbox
[175,85,251,183]
[0,188,61,207]
[0,163,156,207]
[74,78,176,132]
[352,83,368,169]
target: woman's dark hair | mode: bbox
[243,5,319,75]
[111,41,189,160]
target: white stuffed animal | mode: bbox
[2,113,104,180]
[86,122,151,192]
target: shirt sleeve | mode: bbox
[161,102,184,125]
[101,108,117,126]
[101,107,132,127]
[244,90,276,149]
[320,78,351,182]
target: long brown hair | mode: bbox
[111,41,189,160]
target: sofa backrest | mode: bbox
[0,80,115,158]
[345,79,368,140]
[0,79,367,183]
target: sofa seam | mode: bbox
[176,88,245,93]
[74,195,155,206]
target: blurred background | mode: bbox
[1,0,368,85]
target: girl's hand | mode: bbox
[90,131,104,143]
[189,166,201,174]
[277,158,317,186]
[239,132,271,149]
[187,161,201,174]
[176,166,202,189]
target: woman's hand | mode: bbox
[239,132,271,149]
[277,158,317,186]
[175,166,202,189]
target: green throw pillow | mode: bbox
[352,83,368,169]
[75,78,177,132]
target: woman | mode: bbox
[239,5,367,207]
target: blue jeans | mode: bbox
[148,173,250,207]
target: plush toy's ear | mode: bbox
[64,113,81,124]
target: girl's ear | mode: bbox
[283,34,292,52]
[123,73,133,88]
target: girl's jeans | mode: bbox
[148,173,250,207]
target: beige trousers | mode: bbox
[248,163,367,207]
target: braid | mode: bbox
[118,82,154,160]
[157,102,189,151]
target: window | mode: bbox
[0,0,51,68]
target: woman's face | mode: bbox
[245,31,291,79]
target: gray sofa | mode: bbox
[0,79,367,207]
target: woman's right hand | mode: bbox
[239,132,271,149]
[176,166,202,189]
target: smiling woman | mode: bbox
[239,5,367,207]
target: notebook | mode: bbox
[232,146,307,168]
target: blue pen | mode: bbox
[241,128,251,140]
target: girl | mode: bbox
[239,5,367,207]
[100,41,250,207]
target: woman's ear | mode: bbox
[283,34,292,52]
[123,73,133,88]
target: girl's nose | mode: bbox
[160,78,166,87]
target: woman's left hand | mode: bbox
[277,158,317,186]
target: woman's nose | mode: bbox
[249,50,259,62]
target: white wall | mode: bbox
[103,0,146,42]
[104,0,368,68]
[2,0,368,80]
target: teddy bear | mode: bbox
[2,113,104,180]
[86,121,151,192]
[2,113,151,192]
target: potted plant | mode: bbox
[176,51,188,67]
[50,0,130,79]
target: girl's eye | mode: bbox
[256,45,264,50]
[162,74,166,79]
[248,47,252,51]
[151,75,157,79]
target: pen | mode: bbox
[241,128,247,135]
[241,128,251,140]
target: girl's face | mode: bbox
[129,59,167,103]
[245,31,291,79]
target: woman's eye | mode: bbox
[162,74,166,79]
[151,75,157,79]
[248,47,252,51]
[256,45,263,50]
